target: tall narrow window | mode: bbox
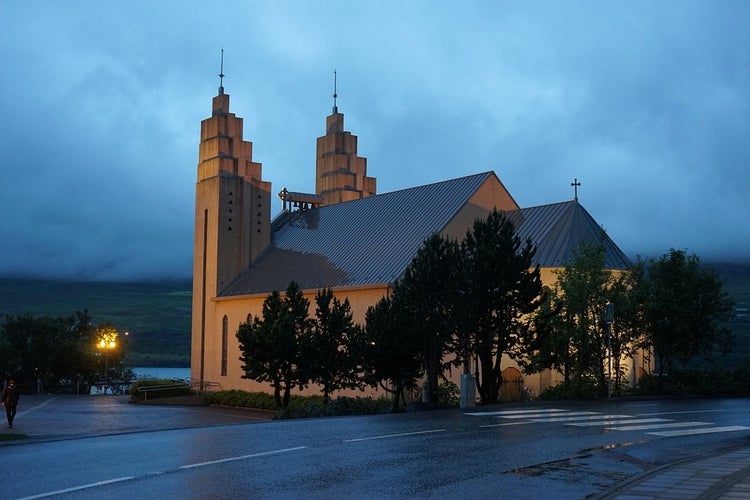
[221,315,228,376]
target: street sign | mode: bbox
[605,302,615,324]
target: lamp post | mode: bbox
[97,329,118,394]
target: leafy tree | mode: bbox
[604,271,642,390]
[544,242,616,395]
[462,209,543,404]
[302,288,362,403]
[636,249,733,376]
[237,282,311,408]
[397,233,463,403]
[529,241,640,397]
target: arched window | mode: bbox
[221,315,228,376]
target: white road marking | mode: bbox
[648,425,750,437]
[479,421,533,428]
[464,408,747,438]
[16,397,57,417]
[608,421,711,431]
[19,477,134,500]
[529,414,631,423]
[635,409,726,417]
[180,446,307,468]
[464,409,567,417]
[343,429,447,442]
[504,411,600,420]
[568,418,670,427]
[19,446,309,498]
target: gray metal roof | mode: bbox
[508,201,632,270]
[220,172,631,297]
[221,172,495,295]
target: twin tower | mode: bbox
[193,82,377,301]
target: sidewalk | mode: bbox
[0,394,273,444]
[597,445,750,499]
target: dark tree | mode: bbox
[462,209,543,404]
[0,310,101,391]
[361,291,423,412]
[302,288,362,403]
[636,249,733,376]
[397,233,463,403]
[237,282,311,408]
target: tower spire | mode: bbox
[218,48,225,94]
[332,69,338,114]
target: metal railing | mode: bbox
[137,382,191,403]
[190,379,224,394]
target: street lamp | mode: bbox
[97,328,118,394]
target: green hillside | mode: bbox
[0,279,192,367]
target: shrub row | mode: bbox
[207,390,392,419]
[633,369,750,396]
[207,390,276,410]
[536,368,750,400]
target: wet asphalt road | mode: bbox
[2,396,749,499]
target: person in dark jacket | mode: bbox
[2,380,20,427]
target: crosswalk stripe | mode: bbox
[609,421,711,431]
[464,409,567,417]
[530,414,631,423]
[568,418,669,427]
[648,425,750,437]
[464,409,748,438]
[503,411,599,419]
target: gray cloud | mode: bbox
[1,1,748,281]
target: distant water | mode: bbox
[132,366,190,381]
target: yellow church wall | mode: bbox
[469,174,520,212]
[438,176,520,242]
[195,283,393,394]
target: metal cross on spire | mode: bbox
[571,178,581,201]
[218,48,225,93]
[332,69,338,114]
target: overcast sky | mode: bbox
[1,1,748,281]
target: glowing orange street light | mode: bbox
[96,328,118,393]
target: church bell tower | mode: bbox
[315,72,376,205]
[192,60,271,383]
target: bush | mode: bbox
[635,369,750,396]
[207,389,391,419]
[129,378,192,401]
[277,395,391,419]
[207,390,277,410]
[537,377,603,400]
[436,381,459,407]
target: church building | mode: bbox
[190,78,642,399]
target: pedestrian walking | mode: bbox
[2,379,20,428]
